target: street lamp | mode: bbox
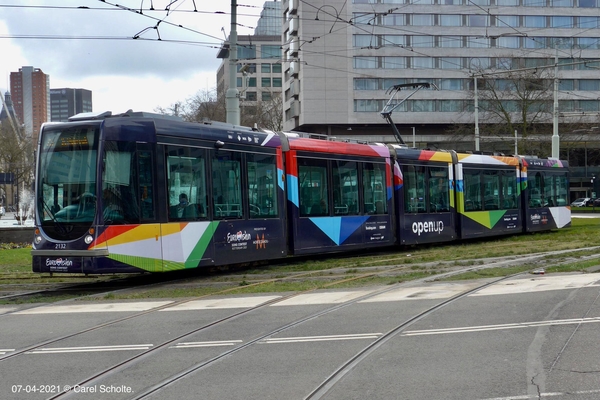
[592,175,596,212]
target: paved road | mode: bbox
[1,273,599,399]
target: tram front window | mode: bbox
[37,125,99,239]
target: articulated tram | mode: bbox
[32,111,570,274]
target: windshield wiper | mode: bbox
[40,198,68,235]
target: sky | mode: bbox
[0,0,268,113]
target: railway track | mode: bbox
[0,247,598,400]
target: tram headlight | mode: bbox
[84,235,94,245]
[34,236,42,245]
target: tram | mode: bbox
[31,111,570,274]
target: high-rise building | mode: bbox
[50,88,93,122]
[254,1,282,36]
[10,66,50,138]
[217,35,283,102]
[281,0,600,148]
[217,2,283,127]
[0,91,18,126]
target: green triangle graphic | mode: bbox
[465,210,507,229]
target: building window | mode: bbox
[440,36,462,48]
[412,36,434,47]
[579,0,597,6]
[262,91,272,101]
[354,34,377,47]
[354,57,378,69]
[578,37,600,49]
[440,78,462,90]
[496,57,516,69]
[412,100,434,112]
[261,63,271,73]
[261,77,271,87]
[470,57,491,69]
[467,37,490,48]
[496,0,518,4]
[496,15,519,28]
[580,100,600,111]
[552,0,573,5]
[272,77,282,87]
[248,77,257,87]
[382,14,405,26]
[439,100,463,112]
[383,57,406,68]
[384,35,406,46]
[440,58,462,69]
[411,57,434,69]
[261,45,281,59]
[468,15,488,27]
[579,80,600,90]
[559,79,574,90]
[524,16,546,28]
[272,63,282,73]
[498,37,520,49]
[440,15,461,27]
[246,92,257,101]
[580,59,600,70]
[238,45,256,59]
[551,16,573,28]
[354,99,381,112]
[524,37,546,49]
[354,78,379,90]
[579,16,599,28]
[411,14,434,26]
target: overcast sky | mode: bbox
[0,0,268,113]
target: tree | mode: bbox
[449,61,597,158]
[156,87,284,131]
[0,121,34,207]
[241,91,284,131]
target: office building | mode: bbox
[281,1,600,141]
[217,2,283,127]
[10,66,50,139]
[50,88,93,122]
[280,0,600,197]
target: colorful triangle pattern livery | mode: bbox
[309,216,370,245]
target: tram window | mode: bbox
[212,151,242,219]
[332,160,358,215]
[247,153,278,218]
[555,173,569,206]
[363,163,387,214]
[166,146,207,221]
[429,167,449,212]
[463,168,482,211]
[501,169,518,209]
[483,170,500,210]
[528,172,543,207]
[530,171,568,207]
[138,147,155,221]
[102,141,140,224]
[298,159,328,216]
[403,164,426,213]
